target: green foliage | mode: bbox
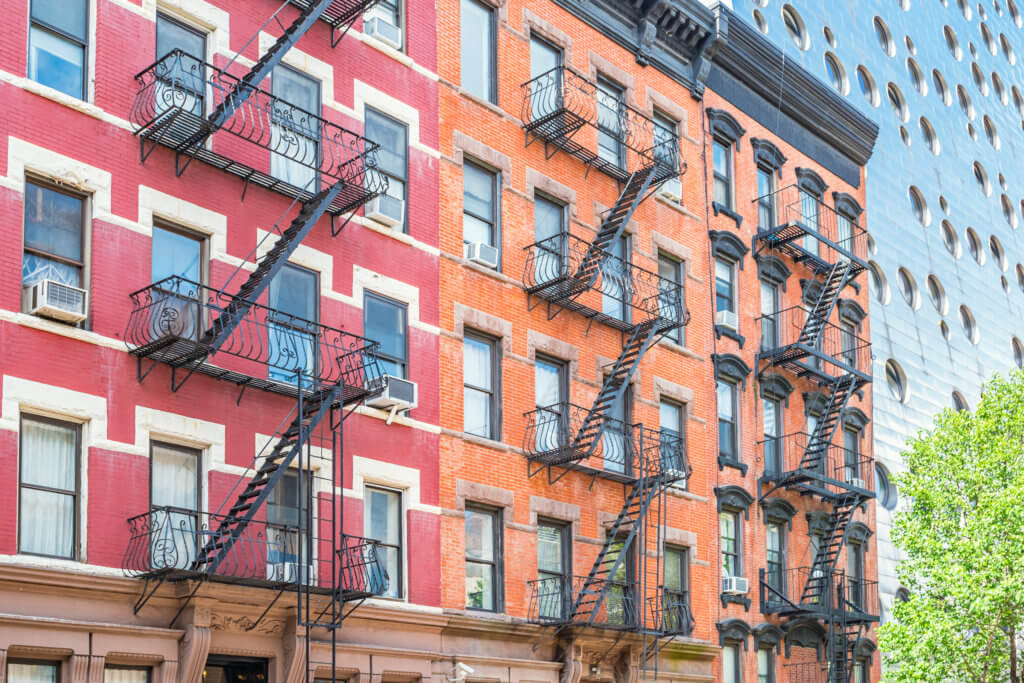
[879,371,1024,683]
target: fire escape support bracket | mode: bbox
[168,578,205,629]
[132,575,167,615]
[246,585,289,631]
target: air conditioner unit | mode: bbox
[363,17,403,50]
[659,177,683,202]
[367,374,418,415]
[365,194,405,228]
[722,576,749,595]
[846,476,867,489]
[716,309,739,331]
[23,279,88,323]
[463,241,499,269]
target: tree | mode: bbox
[880,370,1024,683]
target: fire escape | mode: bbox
[753,185,878,683]
[518,65,692,665]
[121,0,389,673]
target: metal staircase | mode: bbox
[797,260,856,349]
[800,373,857,471]
[800,495,860,604]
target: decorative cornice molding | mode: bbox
[832,191,864,218]
[715,485,755,518]
[795,167,828,196]
[756,254,791,289]
[709,230,749,267]
[751,138,787,175]
[716,618,751,648]
[707,108,747,147]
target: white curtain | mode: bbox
[20,418,76,558]
[8,663,58,683]
[104,669,149,683]
[151,443,198,570]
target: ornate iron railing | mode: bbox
[753,184,868,274]
[338,534,391,599]
[523,232,686,332]
[125,275,383,403]
[520,66,682,182]
[647,591,694,636]
[526,575,638,629]
[757,306,871,380]
[760,567,879,620]
[131,50,387,215]
[759,432,874,497]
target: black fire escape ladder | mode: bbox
[799,372,857,472]
[196,382,343,575]
[178,0,334,156]
[827,577,864,683]
[567,473,667,625]
[799,494,860,605]
[797,258,855,349]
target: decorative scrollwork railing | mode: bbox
[338,534,390,599]
[759,432,874,497]
[758,306,871,379]
[526,575,638,629]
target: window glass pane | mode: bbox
[717,382,734,420]
[653,111,677,165]
[9,662,59,683]
[530,37,561,79]
[151,443,198,510]
[365,295,407,373]
[365,0,401,26]
[535,359,562,406]
[597,79,623,164]
[464,336,491,389]
[534,196,563,241]
[460,0,494,101]
[463,163,494,219]
[152,226,202,284]
[664,547,682,590]
[715,260,733,311]
[105,670,148,683]
[156,15,204,61]
[659,401,681,434]
[270,265,318,321]
[713,142,729,177]
[365,109,408,178]
[21,418,76,490]
[272,66,318,114]
[722,646,737,683]
[25,183,83,263]
[270,67,320,189]
[29,26,84,98]
[465,509,494,560]
[267,471,310,528]
[32,0,88,40]
[365,488,400,545]
[20,487,74,556]
[763,399,777,437]
[464,336,492,437]
[537,523,563,573]
[465,560,494,609]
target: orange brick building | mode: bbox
[435,2,879,683]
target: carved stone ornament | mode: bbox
[209,613,286,635]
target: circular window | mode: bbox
[907,58,927,94]
[1014,337,1024,368]
[870,260,891,303]
[906,35,917,54]
[952,390,970,411]
[972,62,989,95]
[983,116,1000,148]
[967,122,978,140]
[927,274,948,313]
[824,26,837,47]
[940,195,950,214]
[933,69,952,105]
[980,2,988,18]
[909,185,930,224]
[1001,34,1016,63]
[998,173,1007,190]
[885,359,909,402]
[867,233,878,255]
[970,41,979,59]
[783,5,809,49]
[960,305,980,343]
[945,25,963,60]
[959,0,974,19]
[857,66,879,106]
[900,125,912,146]
[875,464,898,510]
[940,320,952,340]
[1002,275,1011,292]
[898,267,920,308]
[1017,263,1024,292]
[966,227,986,263]
[991,234,1008,269]
[1011,0,1023,26]
[875,16,896,56]
[958,84,975,119]
[993,72,1008,104]
[1001,196,1018,228]
[973,161,991,195]
[920,117,941,154]
[824,52,848,94]
[942,220,961,257]
[888,83,909,121]
[1014,86,1024,115]
[981,22,997,52]
[753,9,768,33]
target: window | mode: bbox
[460,0,496,103]
[766,521,785,596]
[534,356,567,452]
[722,644,741,683]
[465,506,501,610]
[663,545,690,632]
[715,258,736,314]
[364,486,402,598]
[529,36,562,120]
[853,660,868,683]
[757,649,774,683]
[653,110,681,190]
[364,292,408,378]
[22,180,86,292]
[364,0,403,50]
[267,469,312,584]
[713,140,733,207]
[605,535,635,626]
[156,14,205,117]
[601,234,631,322]
[149,223,205,342]
[875,464,898,510]
[268,264,319,384]
[534,194,566,279]
[597,77,626,168]
[602,380,632,475]
[104,668,150,683]
[365,108,409,231]
[800,188,821,255]
[757,167,776,229]
[658,253,685,345]
[463,162,499,253]
[760,281,778,348]
[844,429,861,485]
[8,661,59,683]
[152,223,203,286]
[463,332,500,440]
[19,415,80,558]
[537,520,570,620]
[782,4,808,49]
[270,66,321,190]
[720,510,740,577]
[150,441,200,570]
[718,380,738,461]
[763,398,781,473]
[841,319,858,369]
[885,359,907,402]
[848,542,865,610]
[659,399,686,480]
[29,0,88,98]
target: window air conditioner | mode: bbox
[722,576,749,595]
[716,309,739,331]
[363,17,403,50]
[659,177,683,202]
[846,476,867,490]
[365,194,405,228]
[367,375,418,418]
[463,241,500,269]
[23,279,88,323]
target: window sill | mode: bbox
[718,457,749,476]
[659,338,705,361]
[712,202,743,228]
[720,592,752,610]
[715,324,746,348]
[449,429,511,452]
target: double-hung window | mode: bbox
[663,545,690,633]
[766,521,785,596]
[760,281,779,348]
[19,416,80,559]
[841,319,858,369]
[465,505,501,611]
[757,649,775,683]
[659,399,686,479]
[715,258,736,317]
[155,14,205,117]
[658,253,685,344]
[150,223,205,341]
[364,292,408,378]
[267,470,313,584]
[534,194,566,281]
[463,162,499,257]
[848,542,866,610]
[596,77,626,168]
[605,535,635,626]
[601,234,630,322]
[268,264,319,384]
[460,0,497,103]
[653,110,681,195]
[537,520,570,620]
[837,210,856,255]
[529,36,562,120]
[757,166,776,230]
[722,644,741,683]
[719,510,740,578]
[29,0,88,99]
[717,380,738,462]
[602,382,632,475]
[23,180,86,293]
[713,139,733,208]
[8,661,60,683]
[801,189,822,255]
[271,67,321,191]
[534,356,567,452]
[364,0,403,50]
[763,398,782,473]
[365,108,409,231]
[364,486,402,598]
[844,428,862,486]
[150,441,201,570]
[463,332,500,440]
[104,668,151,683]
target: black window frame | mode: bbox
[363,290,409,379]
[465,503,503,612]
[148,439,202,516]
[8,659,62,683]
[715,257,736,314]
[765,520,786,597]
[155,12,207,115]
[536,518,571,619]
[28,0,89,100]
[657,251,685,346]
[22,176,88,305]
[652,108,680,176]
[364,106,410,232]
[270,64,323,192]
[596,75,627,168]
[722,641,743,683]
[460,0,498,104]
[757,647,775,683]
[363,484,403,599]
[268,263,321,384]
[463,329,502,441]
[720,508,742,577]
[713,138,734,209]
[103,666,153,683]
[717,378,739,462]
[659,397,687,487]
[663,544,690,627]
[756,165,776,230]
[840,317,858,369]
[762,396,782,474]
[462,159,502,262]
[760,279,779,349]
[151,220,209,287]
[18,413,81,560]
[535,353,569,407]
[847,540,866,609]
